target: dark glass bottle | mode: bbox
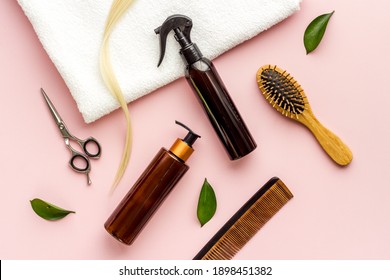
[104,121,200,245]
[155,14,257,160]
[186,58,257,160]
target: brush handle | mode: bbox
[299,111,352,166]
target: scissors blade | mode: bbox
[41,88,64,126]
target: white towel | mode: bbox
[18,0,301,123]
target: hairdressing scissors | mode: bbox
[41,88,101,185]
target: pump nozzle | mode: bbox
[169,120,200,162]
[155,14,202,67]
[175,120,201,146]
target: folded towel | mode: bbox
[18,0,301,123]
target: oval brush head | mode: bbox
[256,64,352,166]
[257,65,308,119]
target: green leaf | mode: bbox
[304,11,335,54]
[197,178,217,227]
[30,198,75,221]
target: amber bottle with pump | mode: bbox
[155,14,257,160]
[104,121,200,245]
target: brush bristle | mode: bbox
[193,177,293,260]
[257,65,307,119]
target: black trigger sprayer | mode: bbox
[155,14,257,160]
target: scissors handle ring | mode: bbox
[82,138,101,158]
[69,153,90,173]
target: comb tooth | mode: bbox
[226,238,240,255]
[208,239,234,260]
[209,249,219,259]
[226,233,241,251]
[215,242,228,258]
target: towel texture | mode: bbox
[18,0,301,123]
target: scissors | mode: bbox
[41,88,101,185]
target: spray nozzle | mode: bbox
[175,120,201,147]
[155,14,202,67]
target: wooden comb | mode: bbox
[193,177,293,260]
[256,65,353,166]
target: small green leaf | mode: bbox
[30,198,75,221]
[304,11,335,54]
[197,178,217,227]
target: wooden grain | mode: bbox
[256,65,353,166]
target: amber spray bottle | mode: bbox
[155,14,257,160]
[104,121,200,245]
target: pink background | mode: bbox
[1,0,390,260]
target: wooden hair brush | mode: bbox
[256,65,352,166]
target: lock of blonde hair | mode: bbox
[100,0,135,192]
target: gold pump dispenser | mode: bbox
[104,121,200,245]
